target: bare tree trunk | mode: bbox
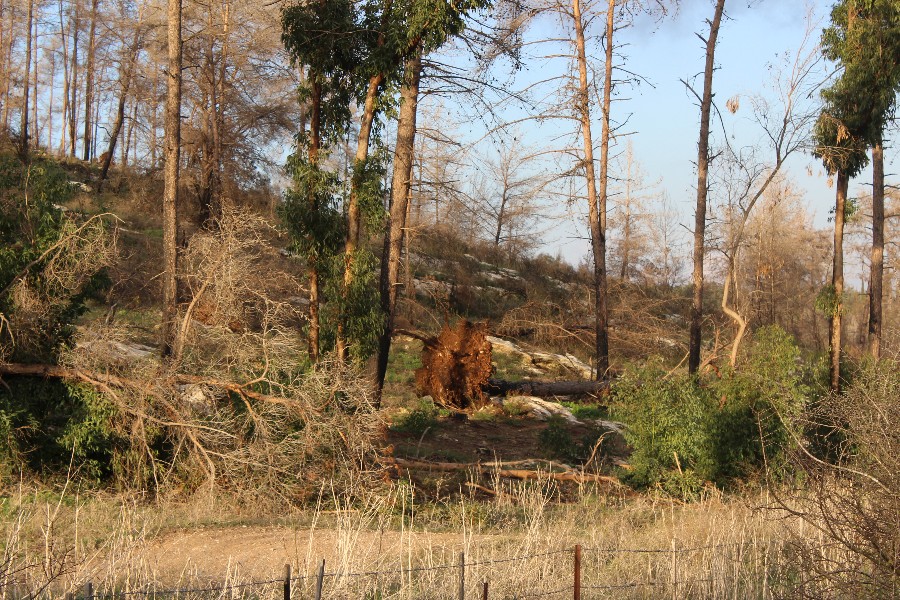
[150,62,158,169]
[82,0,98,161]
[620,142,633,280]
[868,141,884,359]
[98,22,141,192]
[161,0,183,359]
[572,0,612,379]
[1,2,13,132]
[31,15,39,147]
[306,77,323,364]
[688,0,725,375]
[19,0,34,156]
[830,170,848,392]
[375,46,423,402]
[69,2,80,158]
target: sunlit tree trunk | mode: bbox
[376,46,422,402]
[572,0,613,379]
[688,0,726,375]
[82,0,99,161]
[831,170,848,392]
[161,0,183,358]
[20,0,34,155]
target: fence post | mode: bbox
[84,581,93,600]
[65,593,73,600]
[482,578,488,600]
[283,563,291,600]
[671,540,677,600]
[314,559,325,600]
[573,545,581,600]
[458,552,465,600]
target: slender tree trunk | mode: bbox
[830,170,848,392]
[19,0,34,156]
[868,141,884,359]
[688,0,726,375]
[82,0,98,161]
[58,0,70,156]
[1,3,13,131]
[69,3,80,158]
[161,0,183,359]
[306,77,323,364]
[98,26,141,192]
[31,15,39,148]
[375,47,422,401]
[336,0,392,361]
[150,62,158,169]
[572,0,612,379]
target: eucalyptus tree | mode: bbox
[812,106,869,393]
[821,0,900,359]
[282,0,364,364]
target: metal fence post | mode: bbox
[283,563,291,600]
[314,559,325,600]
[458,552,465,600]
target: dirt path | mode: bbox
[137,525,475,581]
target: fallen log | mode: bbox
[383,456,621,486]
[485,378,610,397]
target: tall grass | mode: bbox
[0,479,806,599]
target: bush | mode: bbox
[783,362,900,597]
[390,398,441,437]
[611,326,811,499]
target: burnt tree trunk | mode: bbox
[868,141,884,359]
[572,0,611,379]
[688,0,726,375]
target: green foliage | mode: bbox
[821,0,900,145]
[322,249,384,361]
[390,398,441,436]
[0,150,110,362]
[538,416,603,465]
[611,361,715,499]
[611,327,812,499]
[815,284,843,317]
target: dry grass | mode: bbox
[0,480,813,599]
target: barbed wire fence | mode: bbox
[55,540,782,600]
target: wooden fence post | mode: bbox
[482,578,488,600]
[84,581,93,600]
[573,545,581,600]
[458,552,465,600]
[283,563,291,600]
[314,559,325,600]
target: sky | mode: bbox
[437,0,897,267]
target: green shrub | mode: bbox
[611,326,812,499]
[390,398,441,437]
[611,361,716,499]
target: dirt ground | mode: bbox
[137,526,474,581]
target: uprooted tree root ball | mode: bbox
[414,320,493,411]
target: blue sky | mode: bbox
[439,0,895,267]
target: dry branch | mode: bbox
[383,456,621,486]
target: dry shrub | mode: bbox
[56,207,380,501]
[414,320,493,410]
[779,363,900,598]
[2,214,117,361]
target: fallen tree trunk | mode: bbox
[383,456,620,486]
[485,378,610,397]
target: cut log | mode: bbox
[383,456,620,486]
[485,378,610,397]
